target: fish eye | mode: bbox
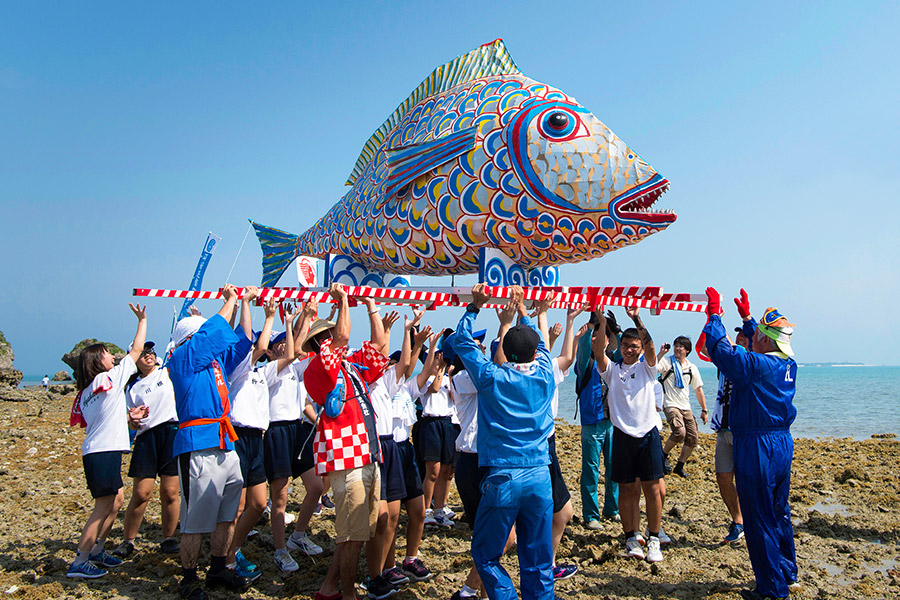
[547,112,569,131]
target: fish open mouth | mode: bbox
[611,174,675,227]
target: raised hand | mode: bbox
[734,288,751,319]
[129,303,147,320]
[221,284,238,302]
[414,325,433,346]
[625,306,640,320]
[189,305,202,317]
[567,303,588,322]
[706,287,723,316]
[471,282,491,308]
[302,298,319,319]
[574,323,591,340]
[382,310,401,331]
[496,299,517,327]
[328,283,347,302]
[605,310,621,334]
[263,298,278,319]
[535,291,557,315]
[409,306,426,328]
[243,286,260,302]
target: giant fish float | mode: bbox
[253,39,675,287]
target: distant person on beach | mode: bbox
[592,307,666,563]
[302,283,393,600]
[167,284,253,598]
[67,303,150,579]
[656,336,708,477]
[703,288,799,600]
[112,340,180,560]
[451,283,557,600]
[42,375,49,389]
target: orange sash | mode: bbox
[178,360,238,449]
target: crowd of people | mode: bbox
[67,282,799,600]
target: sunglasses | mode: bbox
[140,349,157,358]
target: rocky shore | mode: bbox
[0,394,896,600]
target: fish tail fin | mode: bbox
[250,220,301,287]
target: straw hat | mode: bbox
[301,319,337,353]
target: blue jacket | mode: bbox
[169,315,250,456]
[451,310,555,468]
[703,315,797,435]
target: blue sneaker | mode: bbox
[67,561,107,579]
[88,550,122,568]
[725,522,745,543]
[552,563,578,580]
[235,549,257,572]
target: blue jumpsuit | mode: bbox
[452,310,555,600]
[703,315,798,598]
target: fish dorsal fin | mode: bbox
[383,125,478,199]
[346,38,520,186]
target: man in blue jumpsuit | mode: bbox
[702,288,798,600]
[449,283,556,600]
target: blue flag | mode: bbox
[178,232,221,320]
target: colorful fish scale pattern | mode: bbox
[297,47,670,278]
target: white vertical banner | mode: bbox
[296,256,321,287]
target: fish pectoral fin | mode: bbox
[383,126,478,198]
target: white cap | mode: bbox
[173,316,207,347]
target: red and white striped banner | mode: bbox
[134,285,707,314]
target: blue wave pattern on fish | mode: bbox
[269,40,675,284]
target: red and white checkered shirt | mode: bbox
[305,340,389,475]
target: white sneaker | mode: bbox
[274,549,299,573]
[424,509,437,526]
[437,506,456,520]
[585,520,603,530]
[433,513,454,527]
[646,527,671,545]
[634,532,646,546]
[625,536,644,559]
[646,537,663,562]
[286,531,323,556]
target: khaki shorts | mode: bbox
[664,407,699,448]
[178,449,243,534]
[715,430,735,473]
[331,463,380,543]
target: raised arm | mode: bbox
[533,291,556,348]
[406,324,432,380]
[591,309,610,373]
[276,305,301,373]
[253,298,277,363]
[293,298,318,357]
[381,310,401,357]
[126,303,149,363]
[556,304,587,372]
[329,283,350,349]
[493,296,518,365]
[218,284,239,321]
[239,286,259,340]
[417,331,442,390]
[626,307,656,368]
[358,296,387,353]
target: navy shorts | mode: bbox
[379,436,406,503]
[611,426,665,484]
[454,451,489,528]
[234,426,266,488]
[396,439,423,502]
[264,420,316,481]
[548,434,571,513]
[83,451,124,498]
[128,421,178,479]
[417,416,456,464]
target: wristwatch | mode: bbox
[466,302,480,314]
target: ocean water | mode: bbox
[556,365,900,440]
[20,367,900,440]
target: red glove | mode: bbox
[705,287,722,316]
[734,288,751,319]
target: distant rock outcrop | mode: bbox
[51,371,70,382]
[62,339,126,383]
[0,330,24,389]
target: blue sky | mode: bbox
[2,1,899,375]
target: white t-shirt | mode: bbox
[80,355,138,455]
[450,370,478,453]
[656,357,703,411]
[263,358,311,423]
[370,367,405,437]
[599,359,663,438]
[391,377,421,443]
[228,352,270,430]
[549,359,568,436]
[420,374,453,417]
[125,366,177,436]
